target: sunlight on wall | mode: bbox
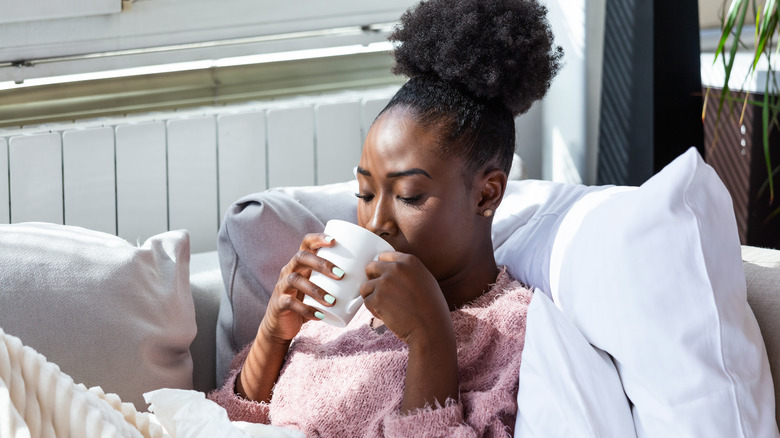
[542,0,588,184]
[552,127,584,184]
[0,42,394,91]
[554,0,585,59]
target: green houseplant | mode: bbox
[708,0,780,237]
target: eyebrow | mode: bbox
[356,167,432,179]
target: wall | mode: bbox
[699,0,733,29]
[0,87,398,252]
[514,0,605,185]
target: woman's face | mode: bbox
[356,107,485,282]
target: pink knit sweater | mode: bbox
[209,269,533,437]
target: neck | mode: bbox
[438,241,500,310]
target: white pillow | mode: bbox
[549,148,779,437]
[493,180,608,298]
[0,223,197,410]
[516,290,636,437]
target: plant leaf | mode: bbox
[754,0,778,69]
[756,164,780,198]
[716,0,747,61]
[762,72,775,203]
[716,0,751,123]
[764,205,780,224]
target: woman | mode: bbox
[210,0,562,435]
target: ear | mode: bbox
[475,168,507,214]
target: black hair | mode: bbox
[380,0,563,176]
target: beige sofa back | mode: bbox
[191,245,780,428]
[743,246,780,426]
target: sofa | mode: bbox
[1,148,779,436]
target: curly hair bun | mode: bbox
[390,0,563,116]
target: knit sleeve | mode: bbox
[207,344,271,424]
[383,399,479,438]
[383,278,529,438]
[382,387,515,437]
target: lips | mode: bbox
[382,237,407,254]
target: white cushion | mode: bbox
[515,290,636,437]
[549,148,779,437]
[0,223,196,410]
[493,180,608,298]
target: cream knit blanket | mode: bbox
[0,328,303,438]
[0,328,166,438]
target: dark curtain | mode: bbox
[598,0,704,186]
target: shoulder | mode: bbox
[453,270,531,390]
[465,268,533,314]
[494,268,533,300]
[454,268,533,340]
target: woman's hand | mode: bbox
[259,233,344,342]
[360,252,459,413]
[360,252,452,345]
[239,233,343,403]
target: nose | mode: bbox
[363,195,396,238]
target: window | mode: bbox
[0,0,417,83]
[0,0,415,127]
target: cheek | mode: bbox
[395,206,451,254]
[356,201,380,231]
[356,203,368,228]
[404,200,475,254]
[400,216,466,280]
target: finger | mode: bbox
[365,254,400,279]
[359,280,385,322]
[359,278,378,299]
[300,233,337,253]
[290,250,345,281]
[277,290,326,321]
[286,271,337,307]
[359,280,377,312]
[375,250,403,262]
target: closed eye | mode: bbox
[355,193,374,203]
[398,194,423,205]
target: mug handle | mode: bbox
[346,296,364,315]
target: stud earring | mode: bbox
[482,209,494,217]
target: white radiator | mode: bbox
[0,86,398,252]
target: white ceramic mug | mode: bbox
[303,220,394,327]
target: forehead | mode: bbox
[361,108,453,173]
